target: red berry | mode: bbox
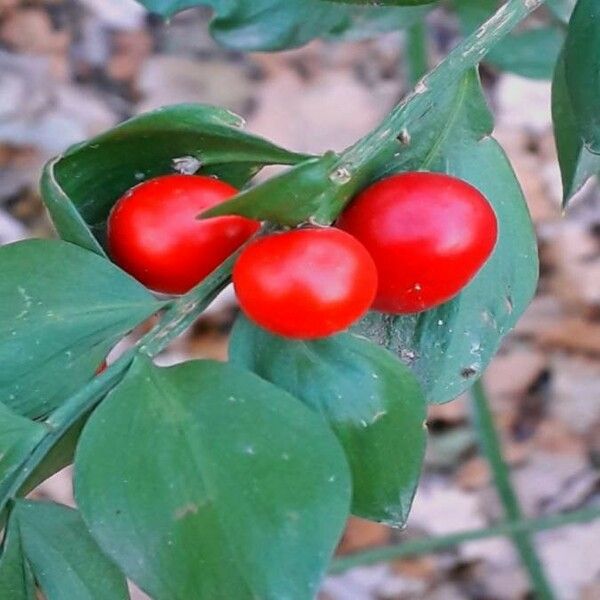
[108,174,259,294]
[337,172,498,314]
[233,228,378,339]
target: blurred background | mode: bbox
[1,1,599,598]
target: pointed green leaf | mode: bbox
[553,52,600,205]
[230,315,427,526]
[202,152,369,226]
[20,415,88,499]
[547,0,576,22]
[41,104,308,255]
[0,513,36,600]
[0,239,163,418]
[75,358,351,600]
[355,70,538,404]
[326,0,433,3]
[13,500,129,600]
[455,0,563,79]
[137,1,431,51]
[0,403,45,491]
[564,0,600,152]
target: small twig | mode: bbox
[471,379,556,600]
[405,22,429,88]
[0,0,547,517]
[329,504,600,574]
[0,242,241,514]
[338,0,545,173]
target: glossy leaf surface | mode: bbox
[552,52,600,206]
[355,71,538,404]
[230,315,427,526]
[13,501,129,600]
[75,358,351,600]
[137,0,432,51]
[0,513,35,600]
[0,240,162,418]
[0,403,45,493]
[564,0,600,152]
[41,104,307,255]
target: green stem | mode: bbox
[0,221,286,513]
[0,250,238,514]
[137,251,238,357]
[405,22,429,88]
[338,0,545,172]
[0,353,137,511]
[471,379,556,600]
[329,505,600,574]
[313,0,545,224]
[0,0,547,515]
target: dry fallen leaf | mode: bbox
[483,347,548,398]
[456,457,491,491]
[337,517,391,555]
[538,318,600,356]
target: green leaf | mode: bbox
[0,404,45,492]
[327,5,430,41]
[0,512,36,600]
[20,415,88,497]
[355,70,538,404]
[547,0,576,22]
[324,0,433,4]
[229,315,427,526]
[13,500,129,600]
[552,52,600,206]
[137,0,431,51]
[564,0,600,152]
[455,0,563,79]
[486,27,564,80]
[41,104,308,255]
[202,152,371,226]
[75,357,351,600]
[140,0,198,14]
[0,239,162,418]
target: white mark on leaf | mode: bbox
[175,503,199,520]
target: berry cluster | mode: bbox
[107,172,498,339]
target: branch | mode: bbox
[0,0,547,513]
[471,380,555,599]
[0,251,238,514]
[330,505,600,574]
[338,0,545,172]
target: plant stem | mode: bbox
[0,250,238,514]
[1,0,547,513]
[312,0,546,224]
[0,219,287,512]
[329,505,600,574]
[137,251,238,357]
[136,222,281,358]
[405,22,429,88]
[338,0,545,173]
[470,379,556,600]
[0,353,136,512]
